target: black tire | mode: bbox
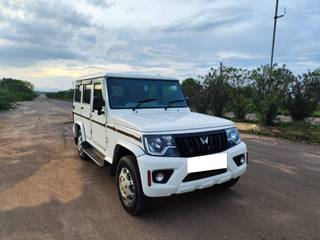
[116,155,151,215]
[76,133,88,160]
[217,177,240,189]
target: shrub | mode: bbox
[46,90,73,101]
[0,89,14,110]
[286,69,320,121]
[250,64,295,125]
[228,69,253,121]
[0,78,36,111]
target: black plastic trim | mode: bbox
[91,119,105,127]
[106,124,141,142]
[73,112,90,121]
[183,169,227,182]
[233,154,245,166]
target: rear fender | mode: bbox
[73,121,86,141]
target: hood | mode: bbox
[112,111,234,133]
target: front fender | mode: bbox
[116,139,145,158]
[110,139,145,176]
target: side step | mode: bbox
[82,142,105,167]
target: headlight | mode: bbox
[226,127,241,147]
[143,135,177,156]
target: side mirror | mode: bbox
[185,96,190,106]
[93,96,103,115]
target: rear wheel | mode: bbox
[217,177,240,189]
[116,155,151,215]
[77,133,88,160]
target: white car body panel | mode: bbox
[72,73,248,197]
[111,110,234,133]
[137,142,247,197]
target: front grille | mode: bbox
[174,130,229,157]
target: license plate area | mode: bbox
[187,153,227,173]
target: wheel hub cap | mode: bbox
[119,167,135,205]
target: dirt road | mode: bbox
[0,97,319,240]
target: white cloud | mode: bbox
[0,0,319,89]
[217,51,265,60]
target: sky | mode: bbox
[0,0,319,91]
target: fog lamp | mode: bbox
[155,172,165,182]
[152,169,174,184]
[240,156,245,164]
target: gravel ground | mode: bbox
[0,97,319,240]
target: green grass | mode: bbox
[46,90,73,101]
[246,121,320,144]
[312,105,320,118]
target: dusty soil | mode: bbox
[0,97,320,240]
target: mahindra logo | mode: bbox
[200,136,209,145]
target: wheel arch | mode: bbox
[111,140,145,176]
[73,121,86,142]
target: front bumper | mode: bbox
[137,141,247,197]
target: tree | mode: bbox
[250,64,294,125]
[203,63,233,117]
[286,69,320,121]
[181,78,208,113]
[228,69,253,120]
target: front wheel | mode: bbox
[116,155,151,215]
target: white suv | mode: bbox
[73,73,248,215]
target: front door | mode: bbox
[91,82,106,150]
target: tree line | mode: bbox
[0,78,37,110]
[181,64,320,126]
[46,89,73,101]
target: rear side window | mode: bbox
[74,85,81,102]
[83,84,92,104]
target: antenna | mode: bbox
[270,0,286,71]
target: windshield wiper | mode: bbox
[164,99,186,110]
[132,98,158,111]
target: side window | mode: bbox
[83,84,92,104]
[74,85,81,102]
[94,83,105,106]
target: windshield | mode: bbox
[107,78,188,109]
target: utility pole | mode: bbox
[270,0,285,70]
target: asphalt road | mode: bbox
[0,97,319,240]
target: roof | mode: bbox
[75,72,179,82]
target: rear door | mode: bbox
[73,84,82,118]
[82,82,93,139]
[91,81,106,149]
